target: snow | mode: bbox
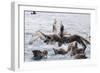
[24,11,90,62]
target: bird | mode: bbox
[32,50,48,60]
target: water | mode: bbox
[24,11,90,62]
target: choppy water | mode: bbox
[24,11,90,62]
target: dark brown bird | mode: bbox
[53,48,68,55]
[31,11,36,15]
[32,50,48,60]
[71,48,85,56]
[74,54,87,59]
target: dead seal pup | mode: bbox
[53,48,68,55]
[32,50,48,60]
